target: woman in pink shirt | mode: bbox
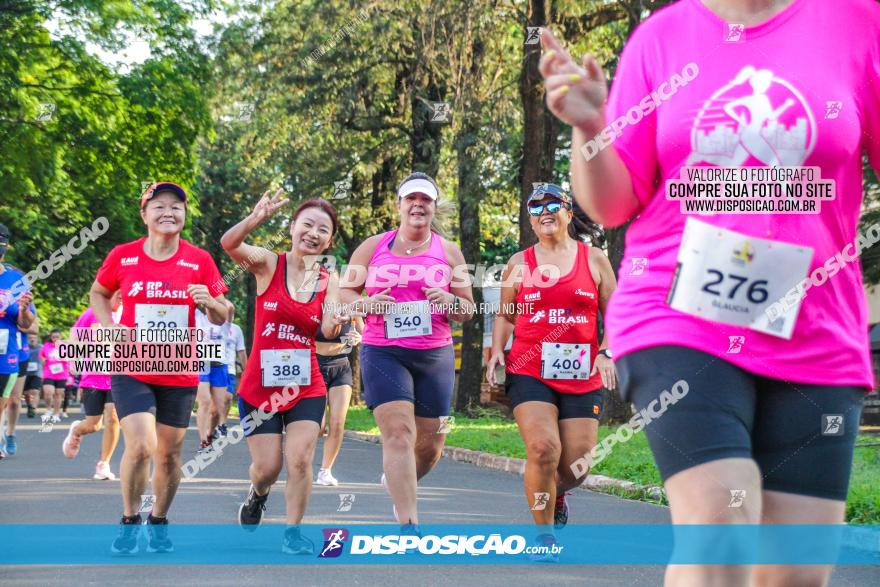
[62,291,123,481]
[40,329,70,423]
[542,0,880,584]
[340,172,475,532]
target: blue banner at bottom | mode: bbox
[0,525,878,565]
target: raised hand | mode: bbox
[250,188,289,226]
[539,28,609,134]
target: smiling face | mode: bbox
[397,193,435,230]
[140,191,185,236]
[528,196,572,239]
[290,207,334,256]
[50,331,61,343]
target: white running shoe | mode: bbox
[94,461,117,480]
[380,473,400,523]
[51,413,62,424]
[61,413,69,419]
[314,469,338,486]
[62,420,82,458]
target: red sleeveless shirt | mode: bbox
[238,254,327,410]
[506,241,603,394]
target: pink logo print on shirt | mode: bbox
[688,66,816,168]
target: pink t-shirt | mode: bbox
[73,306,121,390]
[362,230,454,349]
[605,0,880,389]
[40,342,70,381]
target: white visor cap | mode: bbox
[397,178,438,201]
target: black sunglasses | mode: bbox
[528,201,566,216]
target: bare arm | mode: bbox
[338,235,382,306]
[16,292,36,331]
[589,247,618,352]
[440,240,475,323]
[220,189,288,293]
[540,29,641,227]
[89,281,116,328]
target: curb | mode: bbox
[343,430,666,503]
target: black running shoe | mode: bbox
[281,526,315,555]
[218,424,228,437]
[553,492,570,529]
[27,405,36,418]
[144,515,173,553]
[110,515,142,555]
[238,484,268,531]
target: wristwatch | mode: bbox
[598,348,613,359]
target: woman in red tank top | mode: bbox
[221,192,354,554]
[486,183,618,555]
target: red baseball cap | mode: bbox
[140,182,188,208]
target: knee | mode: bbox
[125,438,156,462]
[415,441,443,465]
[752,566,830,587]
[328,418,346,437]
[286,450,312,479]
[251,459,281,485]
[82,420,102,434]
[383,424,416,452]
[525,437,562,469]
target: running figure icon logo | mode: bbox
[337,494,356,512]
[824,101,842,120]
[727,336,745,354]
[630,258,648,276]
[139,494,156,513]
[531,492,550,511]
[429,102,451,123]
[728,490,746,508]
[36,102,56,122]
[128,281,144,297]
[438,416,455,434]
[262,322,276,337]
[688,66,816,168]
[725,24,744,42]
[318,528,349,558]
[822,414,844,436]
[525,27,541,45]
[529,310,546,323]
[331,179,351,200]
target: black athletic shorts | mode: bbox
[238,395,326,436]
[361,344,455,418]
[24,375,41,391]
[318,354,353,389]
[44,378,66,389]
[505,373,603,420]
[81,387,114,417]
[616,345,865,501]
[110,375,197,429]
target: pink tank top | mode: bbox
[362,230,453,349]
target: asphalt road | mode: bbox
[0,409,877,586]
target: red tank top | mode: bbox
[238,254,327,410]
[507,241,603,394]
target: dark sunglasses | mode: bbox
[528,201,566,216]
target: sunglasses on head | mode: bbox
[528,200,566,216]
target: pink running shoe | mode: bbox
[62,420,82,459]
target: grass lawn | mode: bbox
[343,406,880,523]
